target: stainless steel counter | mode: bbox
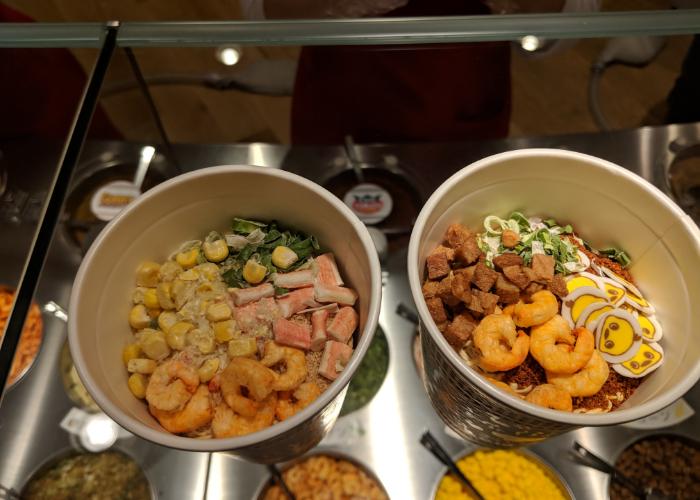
[1,122,698,499]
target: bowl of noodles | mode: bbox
[408,149,700,447]
[68,166,381,463]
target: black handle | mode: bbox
[267,464,296,500]
[420,431,484,500]
[572,442,645,497]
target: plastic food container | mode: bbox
[431,448,573,500]
[408,149,700,447]
[254,449,389,500]
[68,166,382,463]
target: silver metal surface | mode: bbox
[1,121,699,499]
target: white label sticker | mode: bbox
[343,183,392,225]
[90,180,140,221]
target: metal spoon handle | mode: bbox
[420,432,484,500]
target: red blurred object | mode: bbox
[0,4,120,140]
[292,0,511,145]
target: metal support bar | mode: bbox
[0,22,119,403]
[123,48,182,174]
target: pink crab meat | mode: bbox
[229,283,274,306]
[273,318,311,350]
[310,309,329,352]
[277,287,320,318]
[233,302,258,332]
[314,253,343,286]
[272,269,314,289]
[255,297,280,321]
[326,307,358,343]
[232,297,279,334]
[319,340,353,381]
[314,283,357,306]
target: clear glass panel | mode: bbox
[0,36,104,492]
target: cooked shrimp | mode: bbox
[513,290,558,327]
[149,384,214,433]
[220,357,276,418]
[472,314,530,372]
[530,315,594,375]
[212,393,277,438]
[525,384,573,412]
[146,359,199,412]
[260,341,307,391]
[547,350,610,397]
[275,382,321,421]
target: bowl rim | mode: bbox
[68,165,382,452]
[407,148,700,426]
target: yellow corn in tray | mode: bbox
[436,449,567,500]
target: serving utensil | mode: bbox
[420,431,484,500]
[266,464,296,500]
[571,441,674,500]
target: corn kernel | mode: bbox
[176,248,199,269]
[157,311,178,333]
[166,322,193,350]
[228,337,257,358]
[143,288,160,309]
[122,343,142,366]
[128,373,148,399]
[271,246,298,269]
[156,282,175,310]
[243,259,267,284]
[203,239,229,263]
[213,320,238,343]
[127,358,157,374]
[179,268,200,281]
[147,307,161,319]
[136,261,161,287]
[138,329,170,360]
[187,329,215,354]
[198,358,220,383]
[206,302,231,322]
[128,304,151,330]
[196,263,220,281]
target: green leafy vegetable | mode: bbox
[599,248,631,268]
[231,218,267,235]
[220,218,322,287]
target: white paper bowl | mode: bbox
[68,166,381,462]
[408,149,700,447]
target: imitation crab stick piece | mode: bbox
[319,340,353,381]
[314,253,343,286]
[272,269,314,289]
[273,318,311,350]
[277,288,320,318]
[229,283,274,306]
[310,309,329,352]
[314,283,357,306]
[326,307,358,344]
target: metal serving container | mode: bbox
[429,448,574,500]
[253,448,389,500]
[18,447,156,499]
